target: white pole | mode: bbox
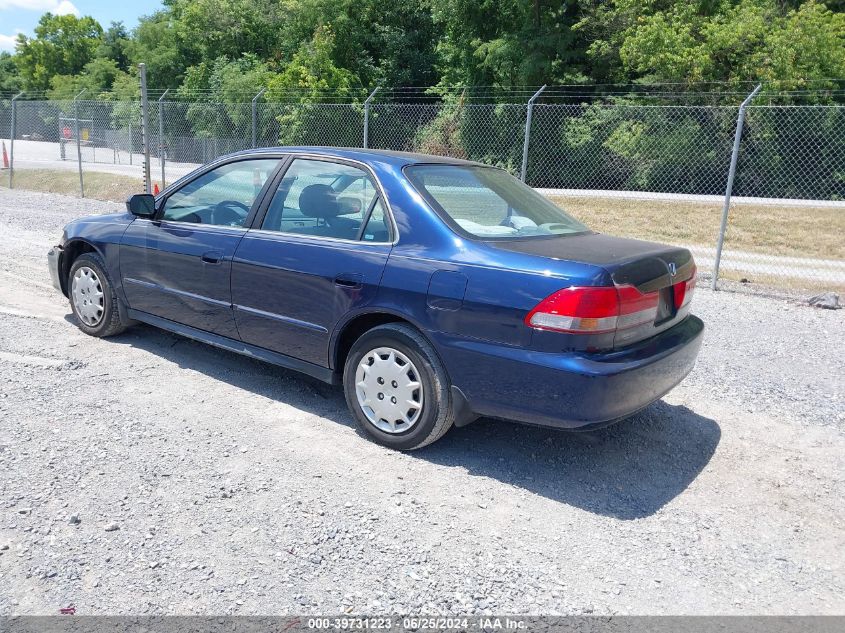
[8,91,24,188]
[712,84,762,290]
[158,88,170,188]
[363,86,380,149]
[139,63,152,194]
[252,87,266,149]
[521,85,546,182]
[74,88,86,197]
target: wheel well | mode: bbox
[60,240,97,295]
[333,312,410,371]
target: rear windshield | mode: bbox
[405,164,589,239]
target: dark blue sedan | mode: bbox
[47,147,703,450]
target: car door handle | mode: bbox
[201,250,224,264]
[334,273,363,289]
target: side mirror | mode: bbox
[126,193,156,217]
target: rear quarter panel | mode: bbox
[368,167,609,349]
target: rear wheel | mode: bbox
[68,253,126,338]
[343,323,455,450]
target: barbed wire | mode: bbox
[4,79,845,104]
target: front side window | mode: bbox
[161,158,280,227]
[405,165,589,239]
[261,159,389,242]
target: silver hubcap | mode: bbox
[356,346,424,434]
[71,266,104,326]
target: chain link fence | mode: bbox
[717,105,845,289]
[2,91,843,295]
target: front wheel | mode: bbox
[343,323,455,450]
[68,252,126,337]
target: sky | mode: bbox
[0,0,162,52]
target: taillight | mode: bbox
[673,263,697,309]
[526,262,697,336]
[524,285,659,334]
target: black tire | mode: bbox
[67,252,126,338]
[343,323,455,450]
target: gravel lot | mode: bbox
[0,189,843,616]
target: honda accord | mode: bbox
[47,147,703,450]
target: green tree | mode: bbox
[267,25,363,102]
[170,0,289,63]
[360,0,442,87]
[0,52,22,93]
[431,0,586,88]
[413,95,468,157]
[97,22,132,72]
[290,0,442,88]
[47,58,128,99]
[15,13,104,92]
[177,55,274,142]
[110,70,139,100]
[579,0,845,89]
[267,25,364,145]
[127,10,195,88]
[759,1,845,89]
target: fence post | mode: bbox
[521,85,546,182]
[363,86,380,149]
[712,84,761,290]
[8,91,23,188]
[251,88,266,149]
[158,88,169,189]
[139,63,152,194]
[73,89,86,198]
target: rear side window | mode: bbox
[261,158,391,242]
[360,199,390,242]
[405,164,588,239]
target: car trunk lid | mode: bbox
[489,233,697,348]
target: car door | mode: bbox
[231,157,394,366]
[120,156,283,338]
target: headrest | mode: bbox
[298,184,342,219]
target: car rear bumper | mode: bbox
[47,245,63,294]
[434,315,704,430]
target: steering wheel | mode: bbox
[211,200,250,226]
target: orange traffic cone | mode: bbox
[153,182,160,194]
[1,141,8,169]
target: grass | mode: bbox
[550,194,844,261]
[0,168,143,203]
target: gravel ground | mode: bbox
[0,188,843,616]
